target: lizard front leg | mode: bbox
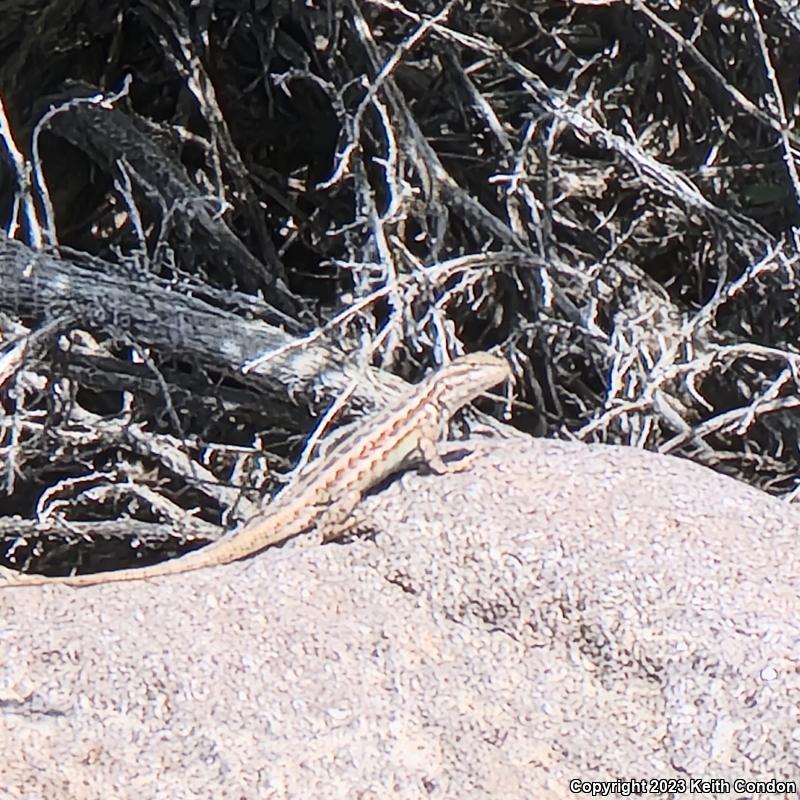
[417,436,481,475]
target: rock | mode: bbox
[2,439,798,799]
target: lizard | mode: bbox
[0,352,512,589]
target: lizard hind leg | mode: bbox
[319,489,369,543]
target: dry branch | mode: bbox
[4,0,800,575]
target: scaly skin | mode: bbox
[1,352,512,588]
